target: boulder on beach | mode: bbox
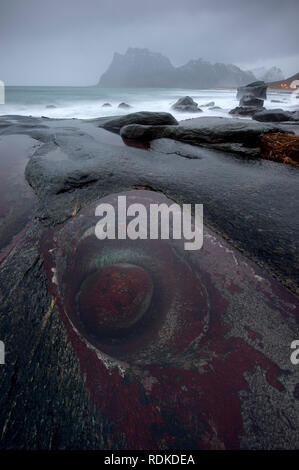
[97,111,178,134]
[230,80,267,116]
[120,116,291,157]
[229,106,265,117]
[240,95,264,107]
[102,103,112,107]
[252,109,299,122]
[118,102,132,109]
[237,80,267,100]
[120,124,165,145]
[172,96,202,113]
[200,101,215,107]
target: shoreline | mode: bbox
[0,113,298,294]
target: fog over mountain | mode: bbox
[251,66,284,83]
[0,0,298,85]
[98,48,256,88]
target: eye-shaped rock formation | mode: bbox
[0,115,299,450]
[39,190,299,449]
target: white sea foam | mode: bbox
[0,86,296,120]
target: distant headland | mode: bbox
[98,47,285,89]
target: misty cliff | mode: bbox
[98,48,255,88]
[251,66,284,82]
[99,48,175,87]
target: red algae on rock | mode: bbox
[40,190,299,450]
[78,264,153,336]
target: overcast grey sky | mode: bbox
[0,0,298,85]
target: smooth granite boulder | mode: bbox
[97,111,178,134]
[252,109,299,122]
[118,102,132,109]
[120,116,291,157]
[240,95,264,107]
[229,106,265,117]
[172,96,202,113]
[237,80,267,100]
[200,101,215,107]
[231,81,267,116]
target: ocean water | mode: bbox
[0,86,296,121]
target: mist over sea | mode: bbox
[1,86,295,121]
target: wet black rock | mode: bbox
[120,124,164,143]
[120,116,290,157]
[240,96,264,107]
[172,96,202,113]
[1,114,299,451]
[237,81,267,100]
[252,109,299,122]
[231,81,267,116]
[102,103,112,107]
[97,111,178,134]
[118,102,132,109]
[46,105,57,109]
[229,106,265,117]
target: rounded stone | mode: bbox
[78,263,153,337]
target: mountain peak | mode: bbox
[126,47,150,54]
[98,49,256,88]
[251,66,284,82]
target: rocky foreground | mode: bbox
[0,112,299,449]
